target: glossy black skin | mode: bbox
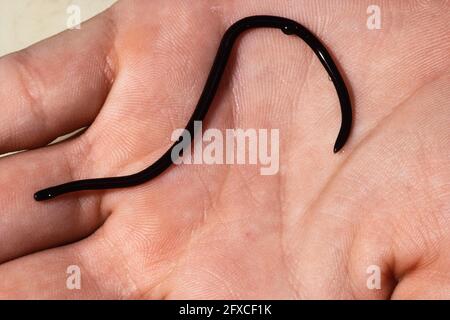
[34,15,352,202]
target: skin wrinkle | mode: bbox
[276,27,316,301]
[194,171,215,220]
[413,190,442,256]
[278,138,305,299]
[96,227,142,298]
[10,52,50,148]
[175,165,215,229]
[414,137,447,245]
[77,136,113,224]
[97,8,119,89]
[215,161,233,217]
[310,223,357,297]
[391,217,441,281]
[137,247,183,299]
[146,226,202,299]
[279,211,303,299]
[412,174,443,255]
[235,168,263,208]
[231,70,243,126]
[345,225,377,299]
[276,92,299,298]
[282,48,313,163]
[69,245,105,299]
[193,267,241,299]
[61,148,86,232]
[60,137,106,224]
[346,236,368,298]
[298,71,448,232]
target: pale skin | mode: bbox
[0,0,449,299]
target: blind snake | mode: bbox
[34,15,352,202]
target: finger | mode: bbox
[0,10,117,154]
[0,233,139,299]
[0,136,106,264]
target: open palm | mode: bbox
[0,0,449,299]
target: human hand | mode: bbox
[0,0,449,299]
